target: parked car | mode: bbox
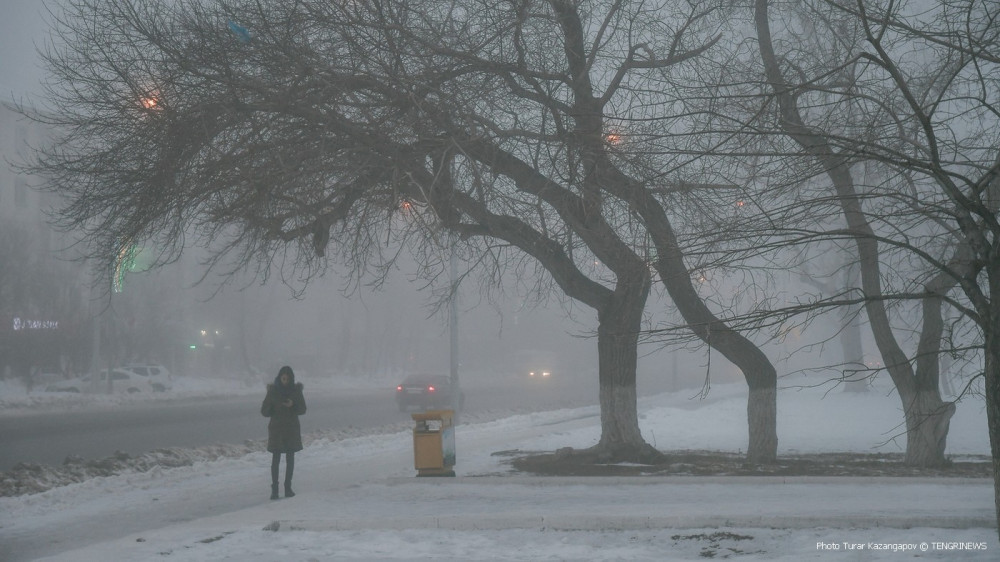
[45,368,163,394]
[31,367,68,388]
[395,374,464,412]
[118,363,172,392]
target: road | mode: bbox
[0,377,607,471]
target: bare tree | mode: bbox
[752,0,1000,531]
[24,0,783,462]
[752,0,969,467]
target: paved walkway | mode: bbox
[264,476,996,532]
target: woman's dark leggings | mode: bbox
[271,452,295,486]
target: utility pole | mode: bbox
[449,239,460,419]
[87,279,101,393]
[87,260,113,394]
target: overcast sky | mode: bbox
[0,0,52,100]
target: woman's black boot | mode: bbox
[270,483,279,500]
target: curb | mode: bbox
[267,514,997,532]
[384,476,996,486]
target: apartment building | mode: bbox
[0,103,90,382]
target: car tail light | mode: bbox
[396,385,403,392]
[428,385,436,392]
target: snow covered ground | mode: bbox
[1,376,996,561]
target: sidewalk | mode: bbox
[33,473,998,561]
[269,476,996,532]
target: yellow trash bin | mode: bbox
[411,410,456,477]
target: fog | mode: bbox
[119,248,723,390]
[0,0,47,100]
[5,1,960,413]
[0,0,591,387]
[163,251,604,383]
[0,0,895,393]
[0,0,728,391]
[2,0,980,412]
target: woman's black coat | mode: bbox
[261,382,306,453]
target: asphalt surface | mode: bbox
[0,377,610,470]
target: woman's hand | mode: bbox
[283,398,293,408]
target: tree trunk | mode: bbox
[747,385,777,464]
[902,266,966,466]
[987,354,1000,541]
[595,325,644,456]
[901,390,956,467]
[603,173,779,463]
[590,273,662,463]
[656,258,779,464]
[596,155,779,464]
[985,281,1000,540]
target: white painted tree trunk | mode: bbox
[747,386,777,465]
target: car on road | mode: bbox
[118,364,172,392]
[527,368,553,379]
[395,374,464,412]
[45,367,168,394]
[514,349,557,382]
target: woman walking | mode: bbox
[261,365,306,499]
